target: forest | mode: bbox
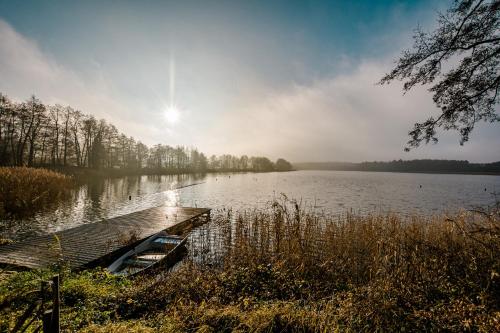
[0,93,292,173]
[295,159,500,174]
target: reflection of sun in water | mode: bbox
[164,190,180,207]
[164,105,180,124]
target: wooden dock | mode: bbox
[0,206,211,270]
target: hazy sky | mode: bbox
[0,0,498,162]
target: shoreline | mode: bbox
[295,168,500,176]
[23,166,295,180]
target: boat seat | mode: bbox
[141,250,169,255]
[116,266,143,275]
[123,259,153,267]
[137,253,167,261]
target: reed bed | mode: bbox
[1,198,499,332]
[118,199,499,332]
[0,167,73,218]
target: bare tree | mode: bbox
[26,97,45,167]
[380,0,500,150]
[0,91,279,174]
[62,106,73,166]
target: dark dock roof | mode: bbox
[0,206,211,270]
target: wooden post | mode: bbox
[40,280,49,312]
[42,310,53,333]
[51,275,60,333]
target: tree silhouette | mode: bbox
[275,158,293,171]
[380,0,499,150]
[0,92,286,174]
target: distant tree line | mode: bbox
[294,159,500,174]
[0,93,293,173]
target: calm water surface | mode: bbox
[2,170,500,240]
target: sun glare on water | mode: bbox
[164,105,180,124]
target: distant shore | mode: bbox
[294,159,500,176]
[2,165,294,181]
[294,168,500,176]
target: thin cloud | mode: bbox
[0,18,498,162]
[203,61,499,162]
[0,19,153,143]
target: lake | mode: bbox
[2,170,500,240]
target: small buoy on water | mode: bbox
[419,185,422,188]
[484,188,487,191]
[129,195,132,200]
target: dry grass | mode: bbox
[113,198,500,332]
[1,198,499,332]
[0,167,73,217]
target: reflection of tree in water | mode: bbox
[145,173,208,190]
[124,176,140,199]
[83,178,107,221]
[146,174,163,183]
[174,173,208,189]
[191,173,207,182]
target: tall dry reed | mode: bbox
[0,167,73,217]
[2,197,498,332]
[126,198,499,331]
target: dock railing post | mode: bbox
[42,276,60,333]
[51,275,60,333]
[42,310,53,333]
[40,280,49,314]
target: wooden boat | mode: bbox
[107,231,188,276]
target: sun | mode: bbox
[164,105,180,124]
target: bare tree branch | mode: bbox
[381,0,500,149]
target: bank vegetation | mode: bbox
[0,167,73,218]
[1,199,499,331]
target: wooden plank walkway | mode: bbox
[0,206,211,270]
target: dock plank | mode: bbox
[0,206,210,269]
